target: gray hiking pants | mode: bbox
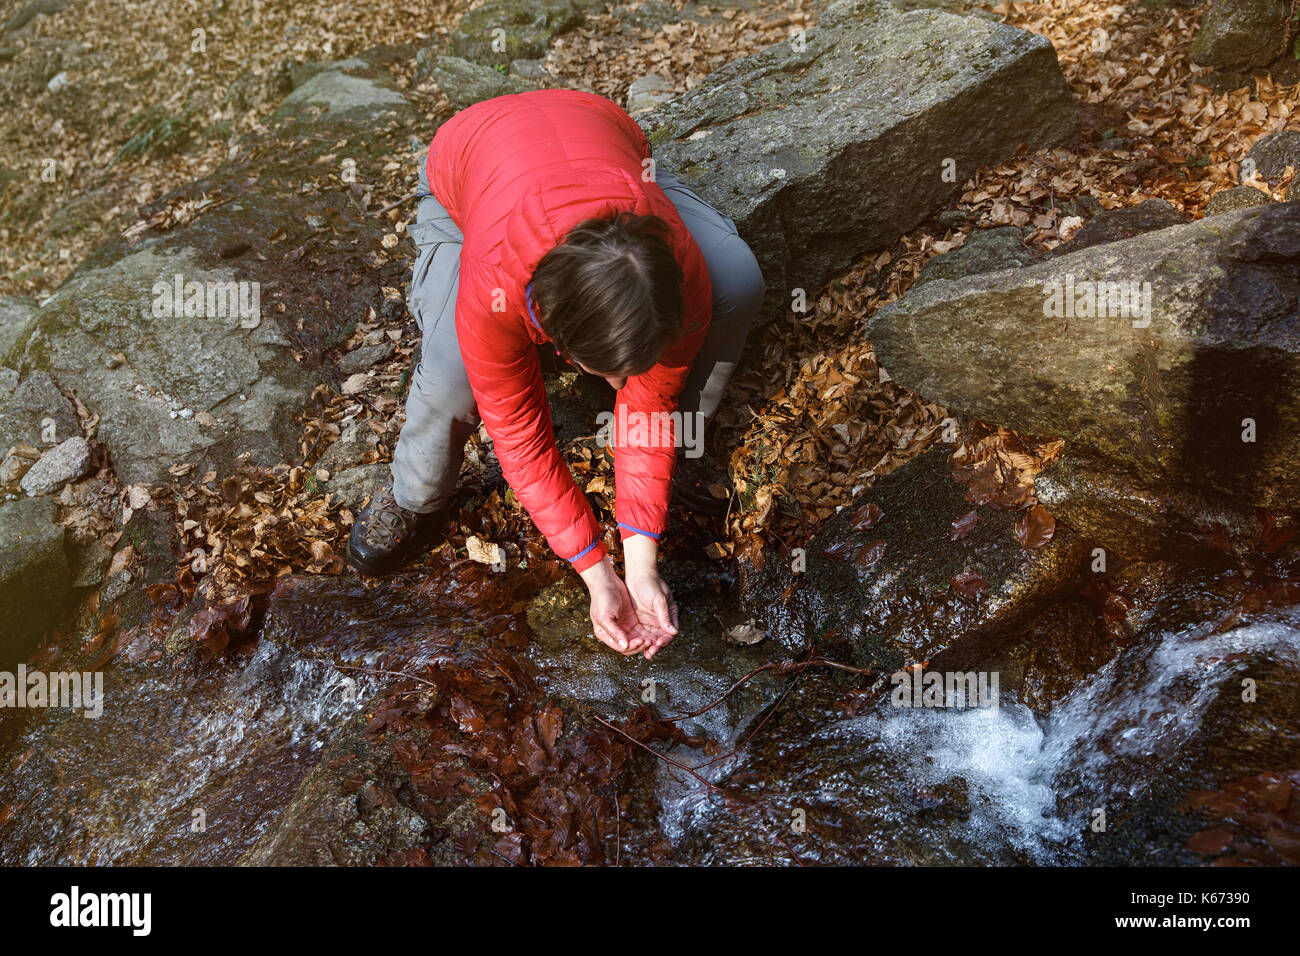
[390,155,765,514]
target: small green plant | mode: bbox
[113,109,193,166]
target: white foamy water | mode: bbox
[660,608,1300,864]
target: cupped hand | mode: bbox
[625,569,678,660]
[584,561,655,656]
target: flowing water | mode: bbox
[652,606,1300,865]
[1,558,1296,865]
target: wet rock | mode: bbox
[1017,601,1113,712]
[0,496,71,664]
[1191,0,1289,71]
[430,56,536,110]
[626,73,674,116]
[525,563,786,741]
[869,202,1300,559]
[451,0,586,68]
[1067,600,1300,865]
[913,226,1032,286]
[794,447,1090,666]
[19,435,91,496]
[241,712,428,866]
[0,643,368,864]
[1244,129,1300,182]
[1204,184,1272,216]
[640,0,1078,326]
[336,340,394,376]
[1032,458,1262,561]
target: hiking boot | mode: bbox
[346,478,442,575]
[673,455,734,518]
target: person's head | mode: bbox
[530,211,684,390]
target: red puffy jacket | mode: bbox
[426,89,712,572]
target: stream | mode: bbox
[2,547,1296,866]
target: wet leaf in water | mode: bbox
[188,594,252,654]
[853,539,887,570]
[1198,522,1233,552]
[724,620,767,645]
[1015,504,1055,550]
[1186,829,1235,855]
[950,569,987,599]
[849,501,883,531]
[949,509,979,541]
[1256,508,1298,554]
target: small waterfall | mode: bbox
[658,607,1300,864]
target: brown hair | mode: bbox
[530,211,684,376]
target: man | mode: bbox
[346,89,764,659]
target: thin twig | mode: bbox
[369,191,421,216]
[592,713,804,865]
[335,662,439,690]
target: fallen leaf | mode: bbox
[723,620,767,645]
[950,509,979,541]
[1015,504,1055,550]
[950,569,987,598]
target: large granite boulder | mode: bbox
[869,202,1300,557]
[1191,0,1290,71]
[8,57,416,487]
[451,0,588,68]
[430,55,536,110]
[0,295,37,361]
[638,0,1078,325]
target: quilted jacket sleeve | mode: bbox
[455,260,607,572]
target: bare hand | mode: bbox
[625,569,678,659]
[582,560,655,655]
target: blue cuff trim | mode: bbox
[618,522,662,540]
[567,540,601,563]
[525,280,544,334]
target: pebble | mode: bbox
[20,436,92,496]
